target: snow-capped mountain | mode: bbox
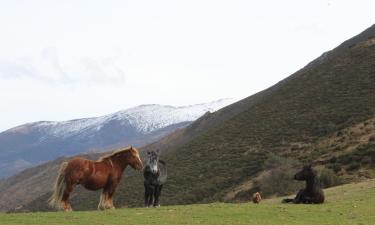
[0,99,235,178]
[10,98,234,137]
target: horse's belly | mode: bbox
[81,174,109,190]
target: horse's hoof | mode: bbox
[153,205,160,208]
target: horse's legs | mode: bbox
[143,182,154,207]
[98,191,109,210]
[99,190,115,210]
[106,184,118,209]
[98,181,118,210]
[62,184,74,212]
[153,184,163,207]
[144,183,150,207]
[293,189,305,204]
[147,185,155,207]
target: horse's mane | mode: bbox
[157,160,168,184]
[98,146,132,162]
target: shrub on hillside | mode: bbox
[256,167,303,198]
[263,154,298,170]
[335,143,375,171]
[347,162,361,171]
[233,190,251,202]
[328,163,342,173]
[319,168,343,188]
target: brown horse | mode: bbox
[252,192,262,204]
[48,146,143,211]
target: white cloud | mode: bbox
[0,0,375,131]
[0,47,127,86]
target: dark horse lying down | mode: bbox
[282,165,325,204]
[143,150,167,207]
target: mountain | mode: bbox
[2,24,375,213]
[0,99,235,179]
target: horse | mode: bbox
[48,146,143,211]
[282,165,325,204]
[252,192,262,204]
[143,150,167,207]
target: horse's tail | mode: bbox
[158,160,167,184]
[282,198,294,203]
[48,162,68,209]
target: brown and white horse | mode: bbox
[49,146,143,211]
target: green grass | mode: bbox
[2,179,374,225]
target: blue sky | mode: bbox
[0,0,375,131]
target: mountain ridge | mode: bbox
[0,98,235,178]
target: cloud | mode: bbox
[0,47,126,86]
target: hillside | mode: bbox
[0,99,234,178]
[1,179,375,225]
[2,24,375,212]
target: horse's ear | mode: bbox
[307,164,312,169]
[130,145,133,149]
[147,151,150,155]
[156,149,160,154]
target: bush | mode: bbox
[256,167,303,198]
[329,156,337,163]
[330,163,342,173]
[263,154,298,170]
[361,156,373,165]
[233,190,251,202]
[335,143,375,170]
[347,162,361,171]
[319,168,343,188]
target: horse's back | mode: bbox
[67,157,92,169]
[65,158,93,181]
[313,189,325,204]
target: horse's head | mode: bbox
[294,165,317,181]
[128,146,143,171]
[146,149,159,174]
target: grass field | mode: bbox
[1,179,374,225]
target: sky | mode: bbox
[0,0,375,132]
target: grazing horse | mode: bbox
[143,150,167,207]
[282,165,325,204]
[48,146,143,211]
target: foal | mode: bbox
[143,150,167,207]
[252,192,262,204]
[282,165,325,204]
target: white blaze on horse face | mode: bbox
[148,152,159,173]
[149,160,158,173]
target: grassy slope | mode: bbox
[22,29,375,211]
[1,179,375,225]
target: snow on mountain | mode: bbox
[6,98,236,139]
[0,98,236,178]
